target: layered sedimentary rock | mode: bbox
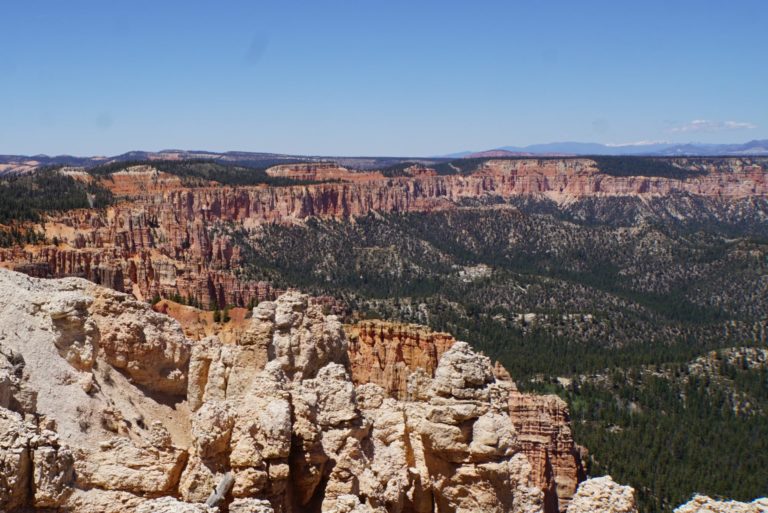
[507,392,585,512]
[345,320,584,513]
[105,165,191,196]
[265,162,383,182]
[1,158,767,308]
[345,320,456,399]
[0,244,277,309]
[149,159,768,226]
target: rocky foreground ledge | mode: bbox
[0,268,765,513]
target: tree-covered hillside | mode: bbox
[0,168,113,224]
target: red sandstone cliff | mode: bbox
[507,390,586,513]
[346,320,456,398]
[1,158,766,308]
[265,162,383,182]
[344,320,585,513]
[128,158,768,226]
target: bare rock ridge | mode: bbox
[673,495,768,513]
[565,477,768,513]
[1,157,767,311]
[1,269,766,513]
[565,476,638,513]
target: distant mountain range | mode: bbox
[0,150,430,175]
[2,140,768,176]
[444,139,768,158]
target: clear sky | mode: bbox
[1,0,766,156]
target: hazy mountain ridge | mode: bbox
[450,139,768,158]
[0,150,444,176]
[2,140,767,176]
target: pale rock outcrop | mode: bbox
[345,321,584,512]
[402,342,542,513]
[348,322,583,513]
[75,436,187,494]
[293,362,370,512]
[191,401,235,459]
[0,407,32,511]
[0,269,191,448]
[326,494,387,513]
[229,498,277,513]
[429,341,496,399]
[353,385,413,512]
[64,489,151,513]
[0,407,75,510]
[177,452,222,504]
[351,344,544,513]
[674,495,768,513]
[0,270,578,513]
[0,269,191,511]
[182,293,548,513]
[181,292,348,508]
[135,496,217,513]
[266,292,349,381]
[228,364,292,502]
[88,286,191,395]
[566,476,638,513]
[29,429,75,508]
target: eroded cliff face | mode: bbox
[345,321,456,400]
[265,163,383,182]
[1,158,767,309]
[507,392,585,513]
[0,269,549,513]
[1,269,765,513]
[345,320,584,513]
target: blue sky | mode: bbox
[1,0,766,156]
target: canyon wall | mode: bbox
[345,320,585,513]
[1,158,767,309]
[137,158,768,225]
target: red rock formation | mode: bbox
[344,320,584,513]
[507,390,586,513]
[148,158,768,225]
[102,166,190,196]
[1,158,766,309]
[265,162,382,182]
[345,320,456,399]
[0,245,276,309]
[402,164,438,177]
